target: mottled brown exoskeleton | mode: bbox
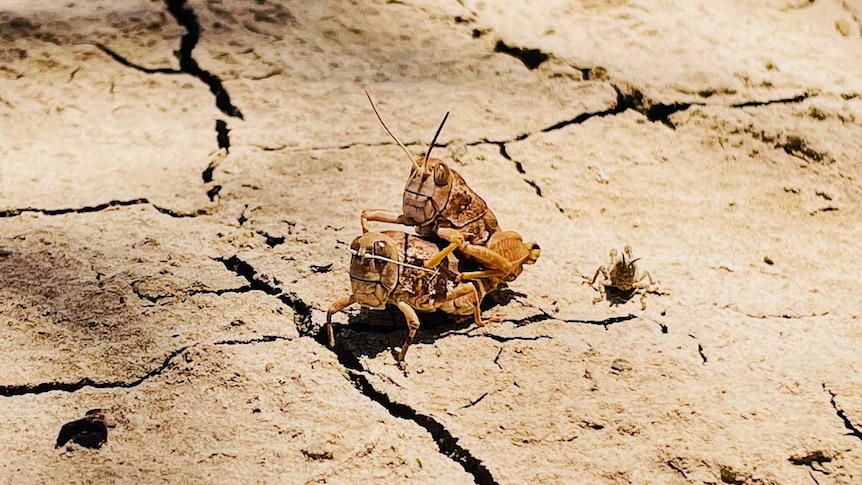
[326,230,496,365]
[588,245,656,310]
[360,91,517,277]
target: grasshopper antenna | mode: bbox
[424,111,450,168]
[364,89,421,172]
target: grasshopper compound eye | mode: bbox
[434,163,451,186]
[374,240,387,253]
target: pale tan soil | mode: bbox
[1,1,861,484]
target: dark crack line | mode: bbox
[202,158,220,184]
[215,256,312,330]
[255,230,286,247]
[206,185,222,201]
[472,140,547,199]
[730,93,811,108]
[747,130,829,164]
[134,286,255,304]
[152,205,212,218]
[698,343,708,364]
[0,199,209,219]
[563,314,637,328]
[493,40,549,70]
[440,329,552,343]
[539,102,625,133]
[165,0,243,119]
[724,305,830,320]
[461,392,489,409]
[215,119,230,153]
[202,120,231,184]
[481,333,550,343]
[0,346,190,397]
[493,348,503,369]
[243,139,439,154]
[95,44,181,75]
[823,384,862,442]
[666,460,688,479]
[0,198,149,217]
[214,335,292,345]
[611,85,702,130]
[523,179,543,197]
[508,299,637,328]
[330,343,498,485]
[97,2,243,119]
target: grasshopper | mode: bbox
[587,245,657,310]
[360,91,521,278]
[326,230,496,364]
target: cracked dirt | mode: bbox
[1,0,861,483]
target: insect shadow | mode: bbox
[325,287,520,362]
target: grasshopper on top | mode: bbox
[360,90,523,279]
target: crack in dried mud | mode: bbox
[724,306,830,320]
[510,298,637,328]
[95,44,178,74]
[96,0,242,193]
[133,285,255,304]
[214,256,313,333]
[329,342,499,485]
[0,346,190,397]
[823,384,862,442]
[211,254,499,483]
[214,335,293,346]
[0,198,148,217]
[0,198,208,219]
[166,0,243,119]
[96,1,243,119]
[493,40,549,70]
[461,392,489,409]
[730,93,812,108]
[0,334,296,398]
[698,343,708,364]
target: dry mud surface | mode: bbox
[1,0,861,483]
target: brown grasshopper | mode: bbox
[587,245,656,310]
[326,230,496,364]
[360,91,519,278]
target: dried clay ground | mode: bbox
[1,1,861,484]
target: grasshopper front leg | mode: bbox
[633,271,656,310]
[634,270,656,288]
[589,266,610,305]
[424,228,513,274]
[590,265,610,287]
[395,301,421,365]
[360,209,411,234]
[326,295,356,347]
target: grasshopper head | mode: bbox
[349,232,399,308]
[402,157,453,225]
[526,242,541,265]
[363,90,452,227]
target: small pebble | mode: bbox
[611,358,632,374]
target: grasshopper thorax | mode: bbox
[349,232,400,309]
